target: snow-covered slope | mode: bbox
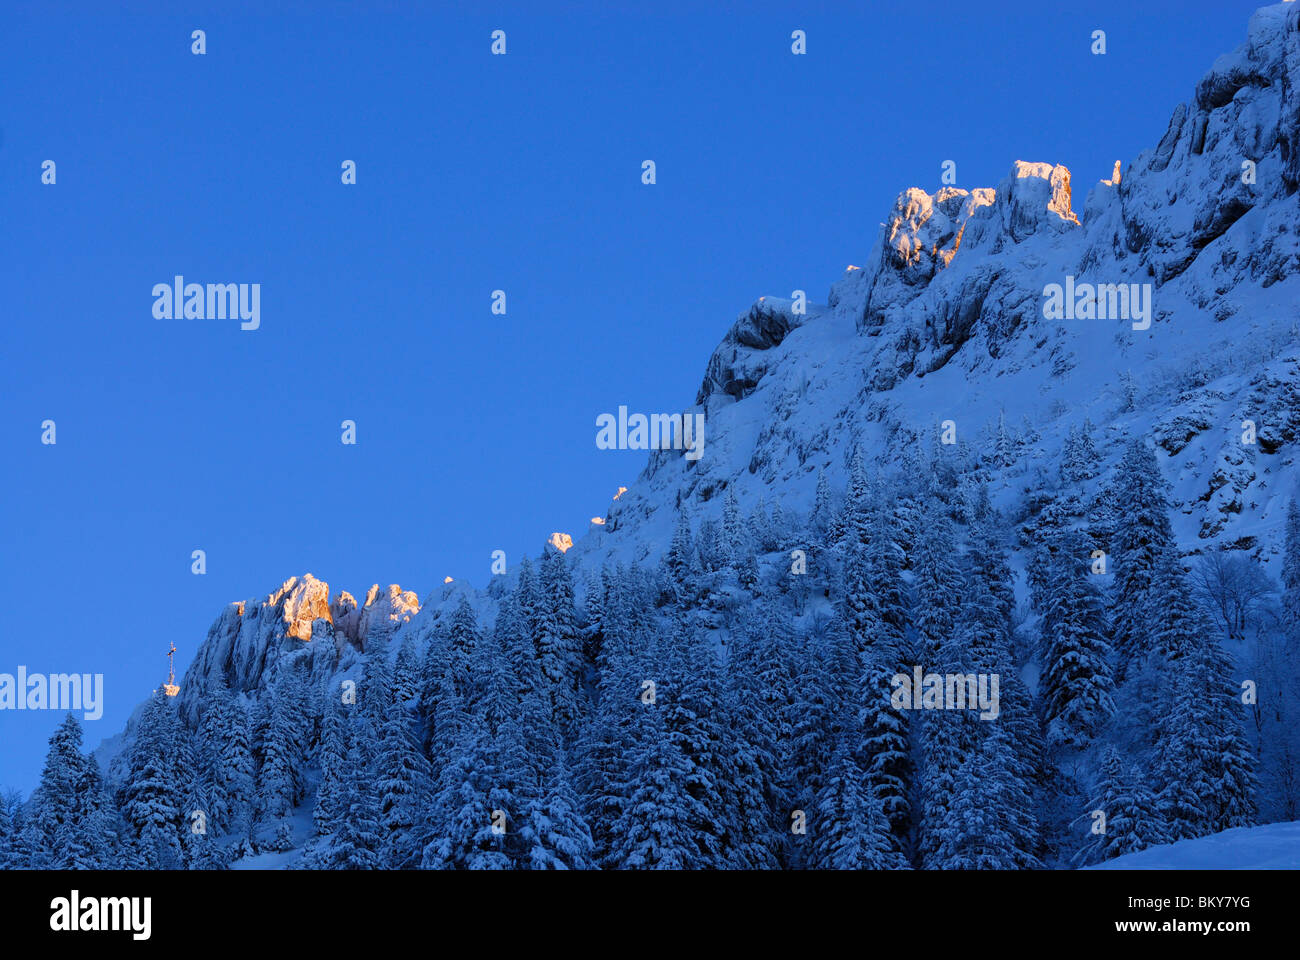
[1094,820,1300,869]
[121,3,1300,767]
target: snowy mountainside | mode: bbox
[576,1,1300,578]
[110,3,1300,807]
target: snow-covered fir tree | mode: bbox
[1036,530,1116,747]
[121,690,186,868]
[1109,440,1178,679]
[810,725,906,869]
[1074,746,1167,865]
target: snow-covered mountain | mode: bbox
[173,2,1296,684]
[586,2,1300,574]
[91,3,1300,867]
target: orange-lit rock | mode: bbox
[267,574,333,642]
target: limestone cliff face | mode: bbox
[176,574,419,722]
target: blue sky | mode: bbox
[0,0,1265,792]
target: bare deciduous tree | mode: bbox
[1191,551,1275,642]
